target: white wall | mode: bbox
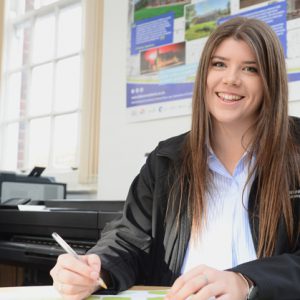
[98,0,300,201]
[97,0,191,200]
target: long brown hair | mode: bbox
[169,17,300,257]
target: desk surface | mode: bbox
[0,285,169,300]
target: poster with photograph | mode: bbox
[286,0,300,101]
[127,0,300,121]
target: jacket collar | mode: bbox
[156,132,189,161]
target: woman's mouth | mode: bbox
[216,92,244,102]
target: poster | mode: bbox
[127,0,300,121]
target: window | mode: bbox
[0,0,102,189]
[1,0,82,171]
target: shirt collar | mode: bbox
[206,142,253,178]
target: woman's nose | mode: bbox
[222,70,241,86]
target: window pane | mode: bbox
[9,25,25,70]
[28,117,51,167]
[2,0,83,176]
[8,0,26,17]
[34,0,59,9]
[53,113,78,168]
[8,1,59,17]
[30,63,53,116]
[5,72,21,120]
[32,14,55,63]
[57,4,82,56]
[54,56,80,112]
[2,123,19,170]
[17,121,27,170]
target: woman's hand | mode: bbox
[165,265,248,300]
[50,253,102,300]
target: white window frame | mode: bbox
[1,0,103,191]
[0,0,91,190]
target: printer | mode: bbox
[0,200,124,285]
[0,169,66,204]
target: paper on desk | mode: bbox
[0,286,61,300]
[90,289,168,300]
[18,204,47,211]
[0,286,169,300]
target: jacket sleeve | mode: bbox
[230,250,300,299]
[230,195,300,300]
[87,148,158,292]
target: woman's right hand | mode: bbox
[50,253,102,300]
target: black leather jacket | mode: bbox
[89,121,300,299]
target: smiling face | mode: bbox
[205,37,263,131]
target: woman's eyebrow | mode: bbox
[241,60,257,64]
[211,55,227,61]
[211,55,257,64]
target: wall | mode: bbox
[98,0,190,200]
[98,0,300,201]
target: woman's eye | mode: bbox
[244,66,258,73]
[212,61,225,68]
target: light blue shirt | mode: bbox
[181,147,257,273]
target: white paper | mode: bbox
[18,205,47,211]
[0,286,169,300]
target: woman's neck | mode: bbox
[210,122,253,175]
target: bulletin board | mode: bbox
[126,0,300,121]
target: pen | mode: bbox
[52,232,107,289]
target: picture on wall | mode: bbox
[240,0,268,9]
[140,42,185,74]
[185,0,230,41]
[134,0,191,21]
[287,0,300,20]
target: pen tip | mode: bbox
[98,278,107,289]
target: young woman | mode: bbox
[50,17,300,300]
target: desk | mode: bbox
[0,286,169,300]
[0,286,59,299]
